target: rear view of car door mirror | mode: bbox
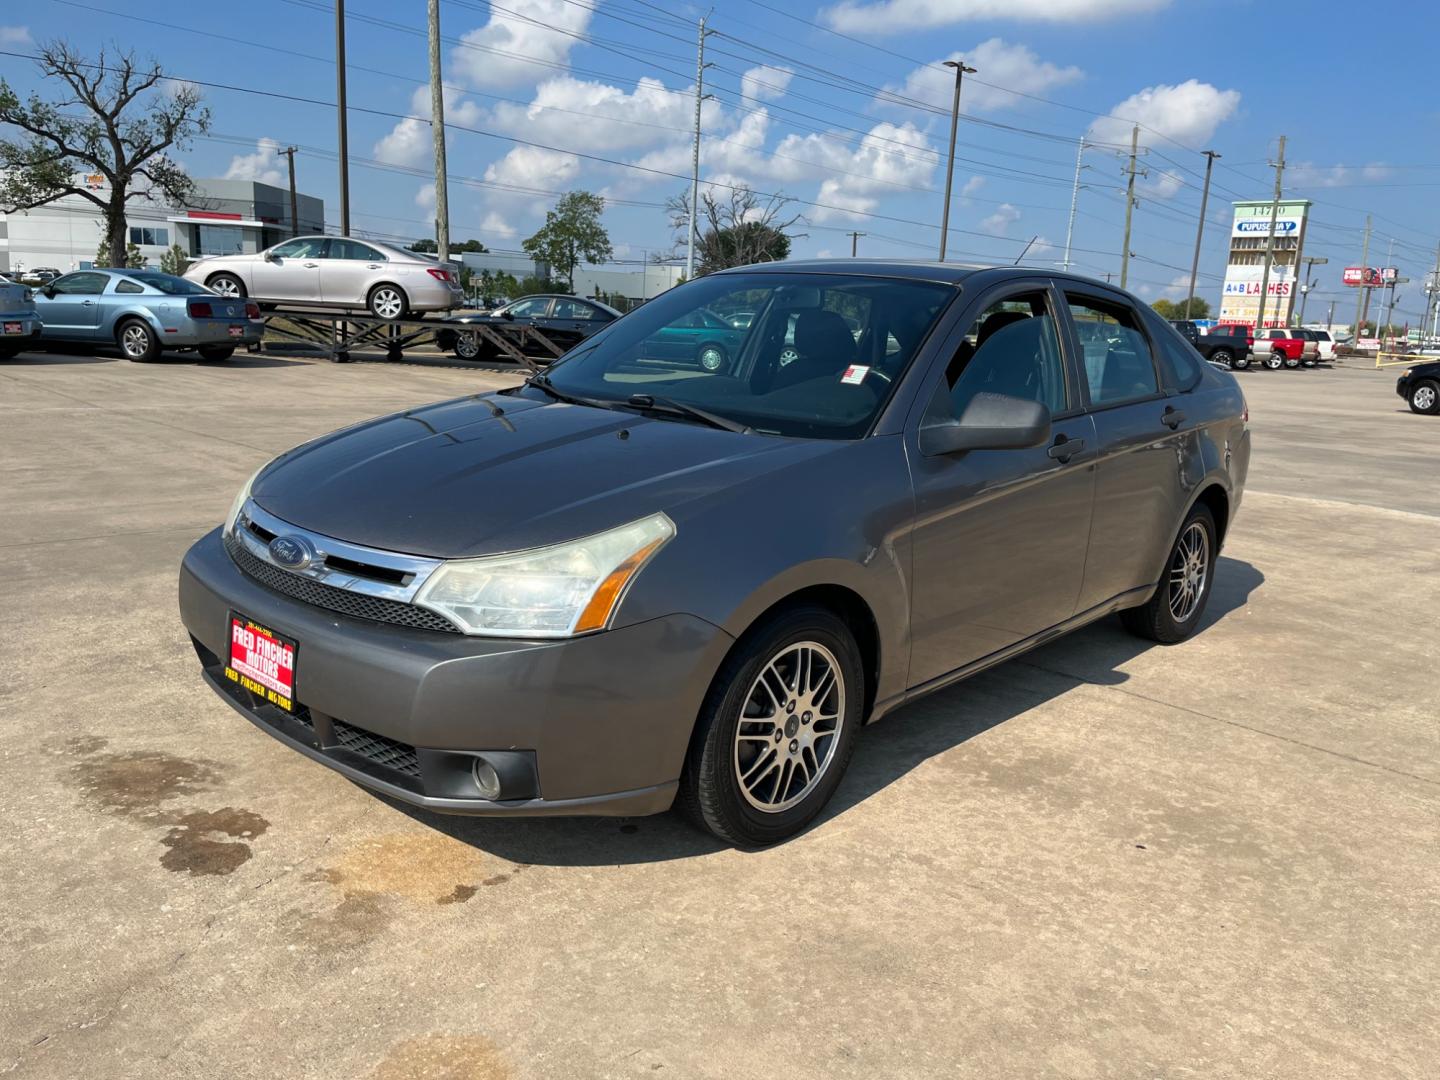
[919,392,1052,456]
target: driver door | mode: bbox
[252,237,327,303]
[904,282,1097,687]
[36,272,109,338]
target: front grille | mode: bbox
[224,531,459,633]
[330,718,422,778]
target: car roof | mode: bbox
[711,259,1148,298]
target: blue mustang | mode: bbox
[34,268,262,362]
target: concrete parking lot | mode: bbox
[1,347,1436,1079]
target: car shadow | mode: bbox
[378,556,1264,867]
[2,351,117,366]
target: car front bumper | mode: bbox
[178,528,734,816]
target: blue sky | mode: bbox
[5,0,1440,320]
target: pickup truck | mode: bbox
[1191,323,1254,370]
[1253,328,1321,369]
[1296,329,1336,361]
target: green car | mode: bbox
[638,307,747,372]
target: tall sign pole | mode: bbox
[428,0,450,263]
[335,0,351,236]
[938,58,976,262]
[1254,135,1286,331]
[1185,150,1220,318]
[1354,215,1371,341]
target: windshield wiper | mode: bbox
[624,393,752,434]
[526,373,624,412]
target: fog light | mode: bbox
[472,758,502,800]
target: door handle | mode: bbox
[303,262,319,268]
[1047,435,1085,461]
[1162,406,1186,429]
[367,264,382,269]
[80,300,94,305]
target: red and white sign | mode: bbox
[1344,267,1398,287]
[226,614,296,710]
[840,364,870,385]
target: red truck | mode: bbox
[1253,328,1321,370]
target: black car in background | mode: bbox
[1194,323,1254,370]
[1169,319,1202,345]
[1396,360,1440,414]
[436,294,621,361]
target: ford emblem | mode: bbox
[268,534,316,571]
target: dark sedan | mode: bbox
[179,262,1249,847]
[436,294,620,360]
[1396,360,1440,414]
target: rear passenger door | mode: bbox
[322,239,386,306]
[1062,290,1190,613]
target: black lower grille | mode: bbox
[224,531,459,633]
[331,718,422,778]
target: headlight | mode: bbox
[414,513,675,637]
[224,462,268,535]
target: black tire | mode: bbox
[1408,379,1440,415]
[367,283,408,321]
[1283,353,1301,369]
[206,273,246,300]
[197,345,234,362]
[116,319,160,363]
[697,342,728,372]
[1211,347,1235,369]
[435,329,458,353]
[454,331,484,361]
[0,343,20,360]
[1232,350,1251,370]
[1262,352,1283,370]
[1121,503,1218,644]
[677,604,864,847]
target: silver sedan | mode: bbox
[184,236,463,320]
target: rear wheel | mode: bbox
[367,284,408,320]
[1283,353,1301,369]
[454,331,483,360]
[1121,504,1217,644]
[197,345,234,362]
[1211,347,1235,369]
[207,273,246,300]
[697,343,727,372]
[0,343,20,360]
[678,605,863,847]
[1262,352,1283,370]
[117,319,160,363]
[1409,379,1440,415]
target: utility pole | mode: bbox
[686,16,711,282]
[1253,135,1286,331]
[282,146,299,237]
[1297,256,1327,325]
[1325,300,1335,334]
[1183,150,1221,318]
[427,0,450,264]
[335,0,350,236]
[938,58,976,262]
[848,231,865,257]
[1426,239,1440,343]
[1062,135,1086,272]
[1354,215,1371,343]
[1119,125,1142,289]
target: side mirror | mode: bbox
[501,309,515,320]
[919,392,1051,457]
[41,285,56,299]
[262,250,277,262]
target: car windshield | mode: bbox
[125,273,210,296]
[537,272,955,439]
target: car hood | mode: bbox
[250,393,832,558]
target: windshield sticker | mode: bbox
[840,364,869,385]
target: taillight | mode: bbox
[189,300,213,317]
[245,302,260,319]
[427,268,452,282]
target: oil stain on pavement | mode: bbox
[370,1034,511,1080]
[158,807,270,876]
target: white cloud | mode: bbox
[961,176,986,198]
[374,85,483,168]
[489,76,701,154]
[767,121,938,222]
[415,184,436,212]
[451,0,593,89]
[1289,162,1392,189]
[484,145,581,194]
[482,211,518,242]
[160,77,200,99]
[1088,80,1241,196]
[741,65,794,103]
[823,0,1169,34]
[224,138,285,185]
[886,40,1082,113]
[980,203,1021,235]
[0,26,32,45]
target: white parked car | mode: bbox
[184,236,463,320]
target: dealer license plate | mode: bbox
[2,322,21,335]
[228,325,244,337]
[224,612,297,712]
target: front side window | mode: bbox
[269,238,328,260]
[941,291,1067,419]
[1067,296,1159,406]
[49,272,109,295]
[552,298,597,320]
[541,272,954,440]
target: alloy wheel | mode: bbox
[1168,520,1210,623]
[779,346,799,366]
[455,331,481,360]
[371,287,404,319]
[732,641,845,814]
[699,345,725,372]
[210,276,241,298]
[1413,384,1437,411]
[121,324,152,358]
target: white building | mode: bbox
[0,176,324,274]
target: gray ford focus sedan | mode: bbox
[179,262,1250,847]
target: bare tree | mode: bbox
[667,186,805,276]
[0,42,210,268]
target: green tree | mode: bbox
[1152,297,1211,320]
[0,42,210,269]
[159,243,188,276]
[93,236,111,268]
[516,273,559,297]
[125,240,144,268]
[410,238,438,253]
[522,191,611,289]
[454,238,488,253]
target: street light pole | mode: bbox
[937,58,976,262]
[686,16,711,282]
[427,0,450,264]
[1062,135,1086,273]
[1185,150,1220,318]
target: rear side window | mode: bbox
[1153,326,1203,391]
[1066,296,1159,406]
[114,278,145,294]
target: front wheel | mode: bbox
[117,319,160,362]
[697,343,727,372]
[454,331,484,361]
[678,605,863,847]
[367,284,408,321]
[1121,504,1217,644]
[1409,379,1440,415]
[207,273,246,300]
